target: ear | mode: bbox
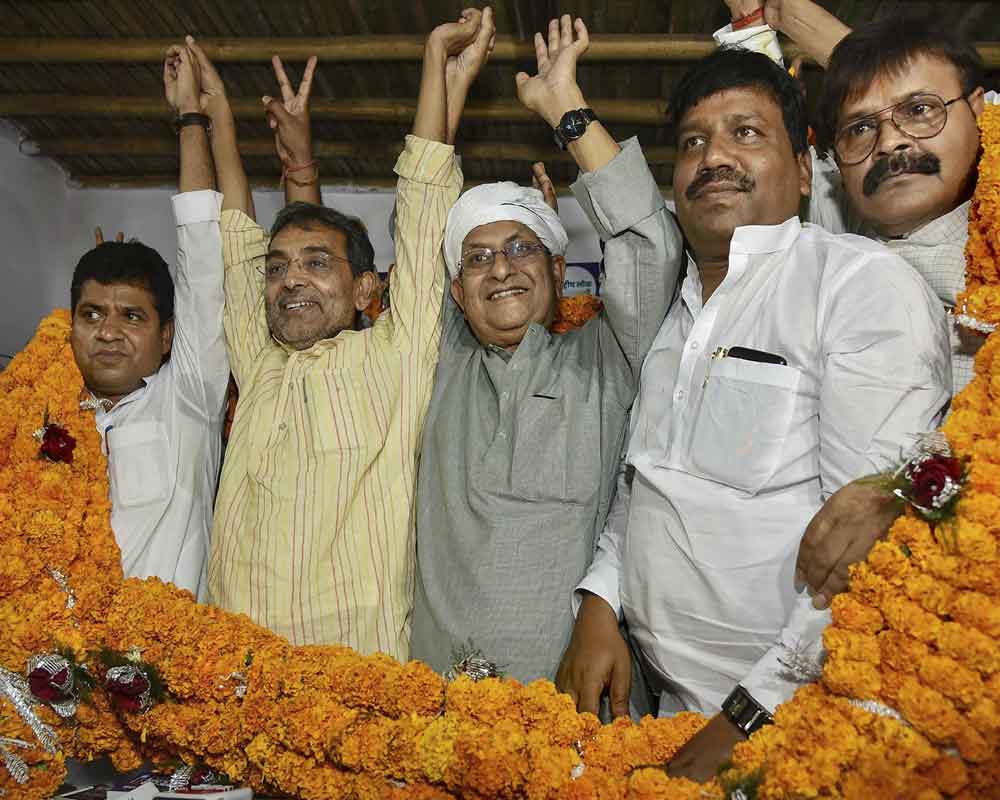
[352,271,379,312]
[551,255,567,298]
[160,319,175,357]
[797,149,813,199]
[969,86,986,119]
[450,276,466,313]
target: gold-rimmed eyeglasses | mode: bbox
[834,93,970,166]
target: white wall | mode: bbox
[0,129,603,361]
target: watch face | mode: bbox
[565,112,587,137]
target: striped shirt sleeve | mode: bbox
[221,209,271,389]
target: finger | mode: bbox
[534,32,549,73]
[95,227,105,246]
[298,55,318,102]
[165,44,184,58]
[514,71,531,92]
[574,18,590,54]
[805,529,850,597]
[609,657,631,719]
[576,673,603,716]
[272,55,295,104]
[795,511,827,590]
[560,14,573,49]
[115,231,125,243]
[816,559,852,604]
[185,36,213,74]
[263,96,294,127]
[473,7,495,50]
[547,18,560,59]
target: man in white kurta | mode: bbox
[563,46,951,781]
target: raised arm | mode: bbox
[518,15,680,376]
[164,43,214,192]
[388,9,492,352]
[185,36,270,387]
[763,0,850,68]
[160,40,229,413]
[516,15,619,173]
[263,55,321,206]
[185,37,254,218]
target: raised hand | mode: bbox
[443,7,496,96]
[532,162,558,212]
[184,36,229,117]
[163,43,201,115]
[95,227,125,246]
[262,55,318,170]
[516,15,590,128]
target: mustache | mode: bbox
[275,290,322,309]
[862,151,941,196]
[685,167,755,201]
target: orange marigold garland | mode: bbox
[956,103,1000,334]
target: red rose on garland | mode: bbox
[105,665,153,713]
[27,662,72,704]
[909,454,964,509]
[39,423,76,463]
[891,436,968,522]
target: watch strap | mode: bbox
[721,685,774,737]
[174,112,212,135]
[552,108,598,151]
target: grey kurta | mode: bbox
[411,139,682,682]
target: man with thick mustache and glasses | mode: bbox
[410,15,680,686]
[555,47,951,782]
[711,0,995,618]
[718,0,988,394]
[201,10,493,659]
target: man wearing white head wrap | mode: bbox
[410,14,682,688]
[442,181,569,280]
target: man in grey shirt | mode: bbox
[410,15,680,683]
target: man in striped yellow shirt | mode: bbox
[197,9,495,659]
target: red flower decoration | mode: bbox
[28,664,72,704]
[909,454,963,509]
[39,424,76,464]
[105,665,152,713]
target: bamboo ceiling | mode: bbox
[1,0,999,191]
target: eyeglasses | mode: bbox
[257,252,350,282]
[458,240,548,275]
[834,93,969,166]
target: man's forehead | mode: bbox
[270,222,347,254]
[840,54,964,118]
[78,279,155,307]
[462,219,537,248]
[678,86,782,128]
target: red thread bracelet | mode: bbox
[732,7,765,30]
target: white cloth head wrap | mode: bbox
[443,182,569,279]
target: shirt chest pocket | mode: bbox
[107,421,171,509]
[509,394,598,506]
[303,369,372,455]
[687,357,802,495]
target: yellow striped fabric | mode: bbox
[207,136,460,660]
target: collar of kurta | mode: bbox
[683,215,802,280]
[878,199,971,246]
[271,326,363,357]
[481,322,551,360]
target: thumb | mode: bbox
[609,657,631,718]
[263,96,295,128]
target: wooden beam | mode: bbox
[0,35,711,64]
[29,136,678,164]
[0,36,997,67]
[0,95,669,125]
[71,172,675,196]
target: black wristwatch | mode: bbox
[173,112,212,135]
[553,108,597,150]
[721,686,774,737]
